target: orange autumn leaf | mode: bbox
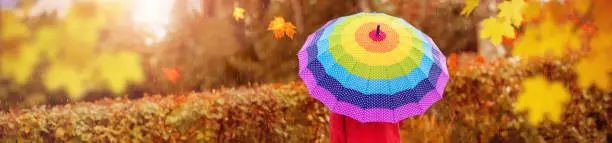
[163,67,181,83]
[267,17,297,39]
[268,17,286,39]
[284,22,297,39]
[502,29,519,45]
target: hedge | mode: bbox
[0,56,610,142]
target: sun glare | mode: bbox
[131,0,175,42]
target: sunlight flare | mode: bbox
[131,0,175,41]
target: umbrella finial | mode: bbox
[376,25,381,36]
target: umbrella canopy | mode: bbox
[298,12,449,123]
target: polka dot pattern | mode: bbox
[297,12,449,123]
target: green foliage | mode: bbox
[0,57,609,142]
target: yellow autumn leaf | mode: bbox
[268,17,287,39]
[497,0,526,27]
[284,22,297,39]
[58,2,106,67]
[1,11,30,40]
[514,76,570,125]
[31,26,60,59]
[43,62,91,99]
[0,44,40,84]
[95,52,144,94]
[233,7,245,21]
[590,31,612,58]
[461,0,478,16]
[480,17,515,46]
[572,0,591,16]
[575,54,611,90]
[523,1,541,22]
[512,18,581,58]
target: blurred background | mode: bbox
[0,0,494,109]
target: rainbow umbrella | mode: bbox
[298,12,449,123]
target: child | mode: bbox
[329,112,402,143]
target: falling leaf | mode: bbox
[43,62,90,99]
[513,18,581,58]
[461,0,478,16]
[575,54,611,90]
[267,17,297,39]
[233,7,245,21]
[31,26,60,59]
[1,11,30,40]
[502,29,518,45]
[58,2,106,67]
[514,76,570,125]
[163,67,181,83]
[95,52,145,94]
[284,22,297,39]
[523,1,542,22]
[480,17,516,46]
[589,30,612,57]
[1,2,145,99]
[268,17,287,39]
[0,44,40,84]
[497,0,527,27]
[572,0,591,16]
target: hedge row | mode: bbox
[0,56,610,142]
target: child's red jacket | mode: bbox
[329,112,402,143]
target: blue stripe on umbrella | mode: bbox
[306,56,441,109]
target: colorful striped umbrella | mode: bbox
[298,12,449,123]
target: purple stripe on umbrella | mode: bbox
[428,37,448,74]
[298,49,446,123]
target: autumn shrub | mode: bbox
[0,57,610,142]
